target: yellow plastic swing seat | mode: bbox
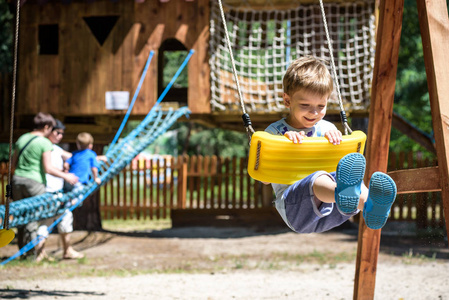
[247,130,367,185]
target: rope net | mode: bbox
[210,0,376,114]
[0,106,190,228]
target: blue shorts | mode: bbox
[275,171,358,233]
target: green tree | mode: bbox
[145,122,249,157]
[391,0,436,159]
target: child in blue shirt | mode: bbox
[64,132,102,187]
[264,56,397,233]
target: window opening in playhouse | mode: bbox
[38,24,58,55]
[83,15,119,46]
[158,38,188,105]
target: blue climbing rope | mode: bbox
[108,50,155,151]
[0,50,195,265]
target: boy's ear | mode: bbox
[283,93,291,108]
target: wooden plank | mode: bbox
[232,157,237,208]
[171,208,286,228]
[136,159,141,220]
[156,157,160,219]
[353,1,404,299]
[177,156,188,209]
[149,159,154,219]
[169,156,175,210]
[196,156,203,208]
[143,159,148,219]
[416,0,449,246]
[217,157,223,208]
[123,166,128,220]
[239,157,244,208]
[392,112,435,154]
[224,157,230,208]
[203,156,210,208]
[246,158,252,208]
[210,156,217,208]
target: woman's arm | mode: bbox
[42,151,78,185]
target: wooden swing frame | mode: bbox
[354,0,449,299]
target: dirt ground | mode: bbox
[0,221,449,300]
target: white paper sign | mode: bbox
[105,91,130,110]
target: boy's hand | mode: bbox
[284,131,306,144]
[65,173,79,185]
[325,130,342,145]
[95,177,102,185]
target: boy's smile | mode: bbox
[283,89,328,129]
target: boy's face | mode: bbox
[283,89,328,129]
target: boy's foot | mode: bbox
[363,172,397,230]
[335,153,366,215]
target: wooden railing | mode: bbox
[0,152,445,228]
[99,155,269,220]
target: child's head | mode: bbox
[76,132,94,150]
[282,56,334,129]
[283,56,333,97]
[34,112,56,130]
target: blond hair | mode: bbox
[76,132,94,150]
[283,56,333,97]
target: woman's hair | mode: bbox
[283,56,333,97]
[76,132,94,150]
[33,112,56,130]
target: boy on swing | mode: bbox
[264,56,397,233]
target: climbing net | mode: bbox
[210,0,376,113]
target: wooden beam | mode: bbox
[416,0,449,244]
[388,166,441,194]
[392,111,435,154]
[353,0,404,299]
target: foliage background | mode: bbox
[0,0,440,161]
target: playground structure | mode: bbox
[0,0,449,299]
[0,0,376,143]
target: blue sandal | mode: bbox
[363,172,397,230]
[335,153,366,215]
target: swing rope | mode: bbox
[3,0,21,232]
[318,0,352,135]
[217,0,255,143]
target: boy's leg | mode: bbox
[363,172,397,229]
[313,174,368,210]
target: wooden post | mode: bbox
[177,156,188,209]
[353,0,404,299]
[416,0,449,241]
[261,184,274,208]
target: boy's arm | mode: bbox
[92,167,101,184]
[61,150,72,161]
[96,155,107,163]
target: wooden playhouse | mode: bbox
[0,0,375,144]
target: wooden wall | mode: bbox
[16,0,210,124]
